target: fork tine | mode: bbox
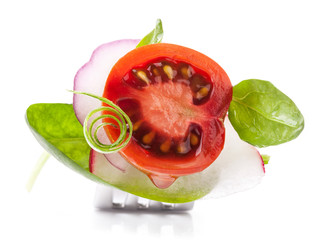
[161,202,175,210]
[137,197,150,209]
[111,188,128,208]
[94,185,194,211]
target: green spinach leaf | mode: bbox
[26,104,91,170]
[136,19,163,48]
[228,79,304,147]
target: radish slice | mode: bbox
[103,152,130,173]
[73,39,140,125]
[204,118,265,199]
[90,118,265,202]
[73,39,139,171]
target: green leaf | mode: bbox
[26,104,91,169]
[136,19,163,48]
[228,79,304,147]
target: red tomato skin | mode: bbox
[103,43,232,177]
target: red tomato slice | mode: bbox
[103,43,232,188]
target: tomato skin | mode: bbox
[103,43,232,179]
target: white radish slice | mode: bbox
[73,39,139,172]
[103,151,130,173]
[203,118,265,199]
[90,118,265,202]
[73,39,140,125]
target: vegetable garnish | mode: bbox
[70,91,133,154]
[228,79,304,147]
[136,19,163,48]
[26,19,304,203]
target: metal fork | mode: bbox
[94,185,194,211]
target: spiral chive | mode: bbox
[70,91,133,154]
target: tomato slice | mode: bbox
[103,43,232,188]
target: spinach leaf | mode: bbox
[136,19,163,48]
[228,79,304,147]
[26,104,91,170]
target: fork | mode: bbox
[94,185,194,211]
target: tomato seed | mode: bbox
[160,139,172,153]
[152,67,160,76]
[142,131,156,145]
[196,87,210,99]
[163,65,174,80]
[177,141,191,154]
[133,120,143,131]
[180,66,192,79]
[136,70,150,85]
[190,133,199,146]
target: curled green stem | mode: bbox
[71,91,133,154]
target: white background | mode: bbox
[1,0,320,239]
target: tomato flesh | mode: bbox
[103,43,232,188]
